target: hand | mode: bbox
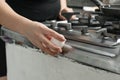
[21,21,66,56]
[59,7,77,20]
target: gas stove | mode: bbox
[1,10,120,74]
[46,12,120,56]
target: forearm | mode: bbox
[0,0,66,55]
[60,0,67,10]
[0,1,33,34]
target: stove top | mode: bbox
[1,10,120,74]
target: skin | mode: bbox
[59,0,76,20]
[0,0,74,79]
[0,76,7,80]
[0,0,73,56]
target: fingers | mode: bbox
[70,15,77,20]
[48,29,66,41]
[26,32,62,56]
[39,23,66,41]
[59,14,77,21]
[40,43,59,56]
[25,22,66,56]
[59,7,77,21]
[38,34,62,53]
[31,39,60,56]
[59,15,66,20]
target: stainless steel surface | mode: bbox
[65,35,116,48]
[65,40,120,74]
[62,44,73,54]
[1,27,120,74]
[112,39,120,46]
[109,0,120,4]
[71,43,117,57]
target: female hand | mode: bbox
[21,21,66,56]
[0,0,66,56]
[59,7,77,20]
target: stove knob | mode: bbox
[80,26,89,35]
[51,20,58,30]
[57,23,72,31]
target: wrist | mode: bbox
[60,0,67,11]
[12,18,34,36]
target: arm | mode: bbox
[60,0,67,10]
[0,0,32,33]
[0,0,65,56]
